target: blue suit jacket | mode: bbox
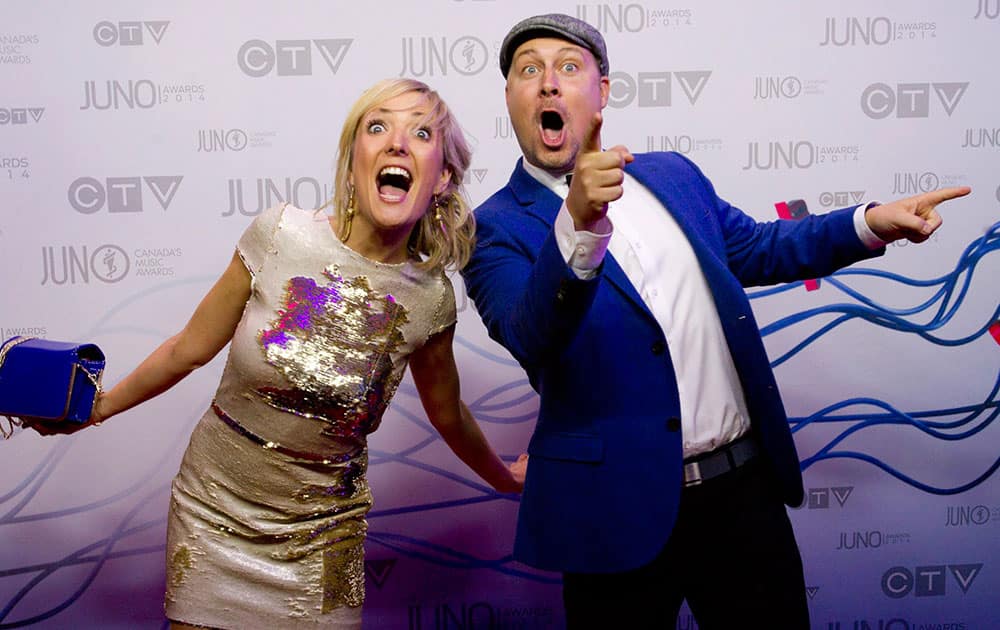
[461,152,883,573]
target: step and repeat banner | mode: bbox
[2,1,998,628]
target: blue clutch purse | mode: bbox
[0,336,105,433]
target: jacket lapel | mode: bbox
[599,247,651,317]
[507,159,563,227]
[626,157,719,265]
[625,156,748,323]
[509,160,654,318]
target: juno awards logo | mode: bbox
[40,244,130,285]
[398,36,488,77]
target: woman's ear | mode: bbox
[434,168,452,196]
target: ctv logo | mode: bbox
[93,21,170,46]
[791,486,853,509]
[881,564,983,598]
[68,176,183,214]
[364,558,396,589]
[819,191,866,208]
[462,169,489,185]
[607,71,711,108]
[861,82,968,119]
[237,39,352,77]
[0,107,44,124]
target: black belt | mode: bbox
[682,434,758,487]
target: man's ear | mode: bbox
[599,76,610,109]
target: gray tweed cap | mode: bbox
[499,13,609,78]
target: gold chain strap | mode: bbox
[0,416,19,439]
[0,336,35,370]
[79,363,104,392]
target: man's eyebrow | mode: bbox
[513,45,584,61]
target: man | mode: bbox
[460,13,970,628]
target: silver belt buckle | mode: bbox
[683,460,702,486]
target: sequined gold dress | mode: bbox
[164,204,455,629]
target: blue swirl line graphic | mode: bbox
[0,440,71,514]
[753,221,999,367]
[453,334,520,367]
[792,371,999,494]
[754,221,1000,494]
[0,491,168,628]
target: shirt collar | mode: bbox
[521,159,571,199]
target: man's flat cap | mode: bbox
[499,13,609,78]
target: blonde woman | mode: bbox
[28,78,524,629]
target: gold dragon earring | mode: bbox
[343,185,356,240]
[433,194,448,234]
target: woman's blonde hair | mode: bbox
[331,78,475,271]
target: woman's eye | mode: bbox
[367,121,386,133]
[414,128,432,141]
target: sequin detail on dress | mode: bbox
[257,266,409,439]
[322,542,365,611]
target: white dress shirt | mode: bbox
[521,158,884,459]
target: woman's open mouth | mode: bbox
[376,166,412,203]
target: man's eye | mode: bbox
[523,65,538,75]
[562,62,578,72]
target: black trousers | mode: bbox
[562,457,810,629]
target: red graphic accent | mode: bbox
[775,200,819,291]
[989,321,1000,346]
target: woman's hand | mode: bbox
[20,392,108,436]
[489,454,528,494]
[410,325,530,496]
[507,453,528,492]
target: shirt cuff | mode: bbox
[554,203,612,280]
[854,202,887,251]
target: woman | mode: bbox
[27,78,524,629]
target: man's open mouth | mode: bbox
[540,110,566,147]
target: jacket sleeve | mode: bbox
[461,199,602,371]
[672,153,885,286]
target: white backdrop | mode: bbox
[1,1,998,628]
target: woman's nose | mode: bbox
[386,131,409,155]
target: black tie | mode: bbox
[565,173,573,187]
